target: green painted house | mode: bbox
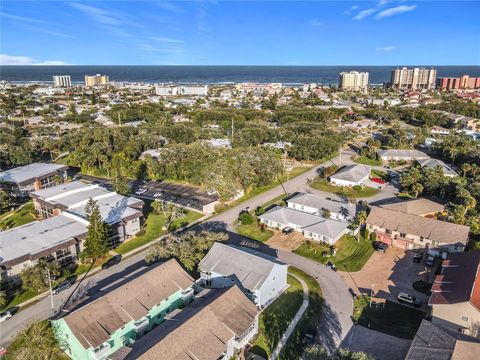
[51,259,194,360]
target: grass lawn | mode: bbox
[237,221,274,242]
[309,178,380,198]
[295,234,375,272]
[353,155,383,166]
[371,169,391,181]
[114,209,203,255]
[0,201,36,229]
[1,289,39,311]
[279,267,323,360]
[250,274,304,358]
[353,296,425,339]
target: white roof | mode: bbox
[198,243,286,290]
[378,149,430,160]
[0,163,66,185]
[287,193,357,218]
[330,164,371,183]
[0,215,87,265]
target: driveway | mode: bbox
[344,325,411,360]
[339,247,432,310]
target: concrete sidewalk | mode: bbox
[270,274,309,360]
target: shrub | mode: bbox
[255,206,265,216]
[239,211,255,225]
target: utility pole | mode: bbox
[369,283,374,307]
[46,267,55,314]
[231,118,234,144]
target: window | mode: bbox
[273,276,276,281]
[420,237,424,242]
[386,229,392,234]
[400,233,406,238]
[462,316,469,322]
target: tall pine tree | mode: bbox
[81,198,109,262]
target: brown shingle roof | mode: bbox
[366,206,469,246]
[63,259,193,349]
[130,286,258,360]
[380,198,445,216]
[429,251,480,308]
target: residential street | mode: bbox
[1,150,358,351]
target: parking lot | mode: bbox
[340,246,434,310]
[132,180,219,213]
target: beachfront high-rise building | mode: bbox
[84,74,109,87]
[437,75,480,91]
[390,67,437,90]
[52,75,71,88]
[339,71,369,92]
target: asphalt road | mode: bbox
[0,149,363,351]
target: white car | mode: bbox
[135,188,147,195]
[153,192,162,198]
[0,311,12,323]
[397,292,422,307]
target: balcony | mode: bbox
[132,317,149,333]
[91,343,111,360]
[181,288,194,302]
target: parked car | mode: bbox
[426,255,436,267]
[135,188,147,195]
[102,255,122,269]
[326,261,337,271]
[153,192,162,198]
[282,227,294,235]
[53,280,72,295]
[397,292,422,307]
[413,253,423,263]
[370,177,386,184]
[373,241,388,253]
[0,311,12,323]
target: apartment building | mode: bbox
[429,251,480,336]
[390,67,437,90]
[366,206,470,252]
[85,74,109,87]
[0,163,68,195]
[154,84,208,96]
[437,75,480,91]
[52,75,72,88]
[52,259,195,360]
[377,149,430,163]
[235,83,283,94]
[287,192,357,222]
[339,71,369,92]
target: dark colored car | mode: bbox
[326,261,337,271]
[373,241,388,253]
[102,255,122,269]
[282,227,294,235]
[413,253,423,263]
[426,255,436,267]
[53,280,72,295]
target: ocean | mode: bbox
[1,65,479,85]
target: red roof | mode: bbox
[429,251,480,309]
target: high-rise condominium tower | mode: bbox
[390,67,437,90]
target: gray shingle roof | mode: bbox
[378,149,430,160]
[417,158,457,177]
[198,242,286,290]
[330,164,371,183]
[287,193,357,218]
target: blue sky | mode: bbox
[1,1,479,65]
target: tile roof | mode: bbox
[198,242,286,290]
[61,259,193,350]
[129,286,258,360]
[366,206,469,246]
[330,164,371,183]
[379,198,445,216]
[429,251,480,308]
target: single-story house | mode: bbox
[0,163,68,195]
[377,149,430,163]
[198,242,288,308]
[379,198,445,217]
[287,192,357,222]
[258,206,349,245]
[329,164,371,187]
[366,206,470,252]
[429,251,480,336]
[125,286,259,360]
[431,126,450,136]
[417,158,458,177]
[406,320,480,360]
[52,259,195,360]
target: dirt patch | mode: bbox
[267,231,305,251]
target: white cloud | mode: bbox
[151,37,185,44]
[70,3,120,25]
[0,54,68,65]
[353,8,377,20]
[343,5,359,15]
[309,18,324,27]
[376,45,397,51]
[376,5,417,19]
